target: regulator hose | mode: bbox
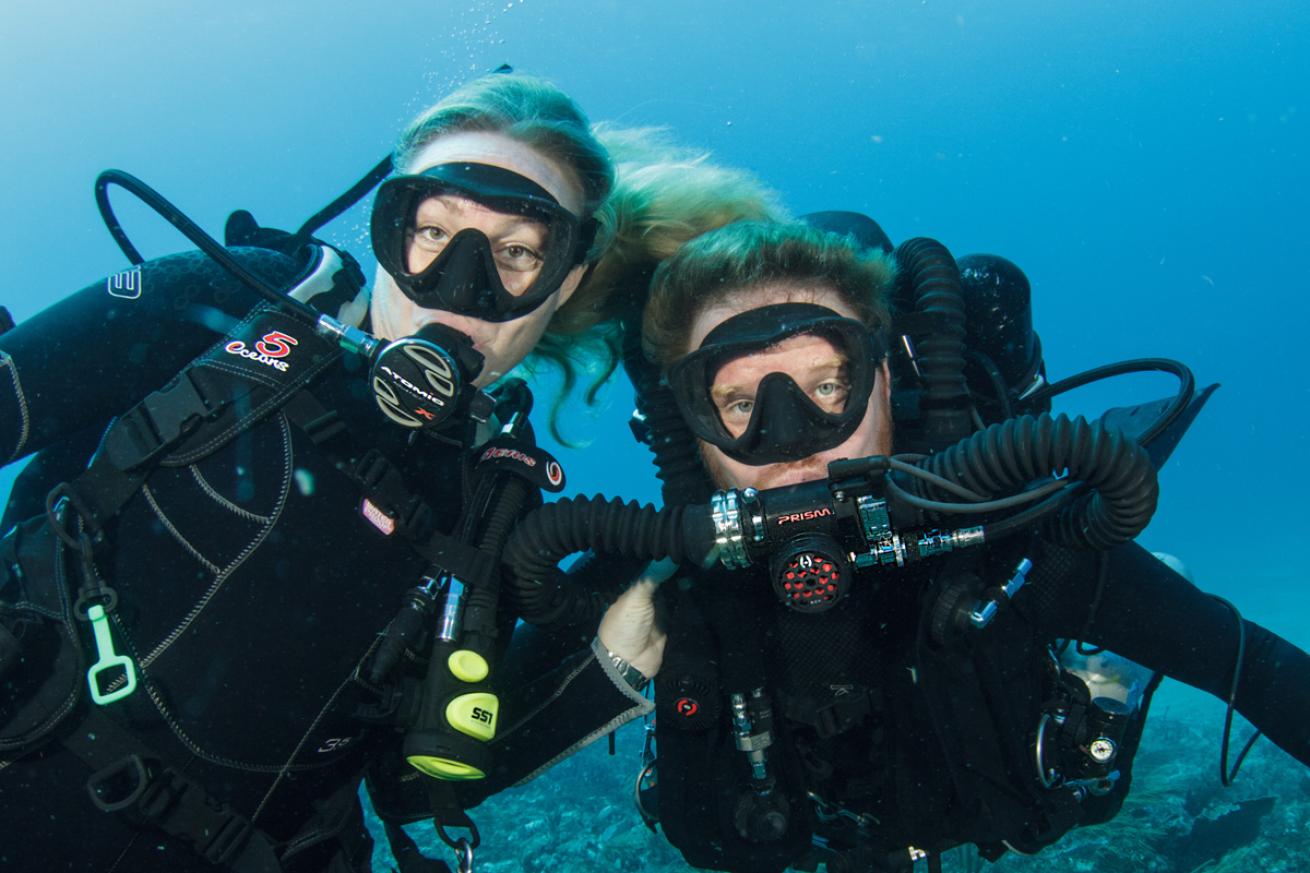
[895,237,972,449]
[622,327,713,507]
[913,413,1158,550]
[504,497,714,625]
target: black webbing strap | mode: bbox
[279,391,499,589]
[65,367,221,534]
[63,708,284,872]
[61,307,341,537]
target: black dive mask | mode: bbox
[371,162,596,323]
[667,303,886,465]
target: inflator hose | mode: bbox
[895,238,972,450]
[504,497,715,626]
[916,413,1159,550]
[462,383,539,633]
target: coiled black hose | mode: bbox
[914,413,1158,550]
[506,414,1158,627]
[503,497,713,625]
[895,238,972,449]
[621,328,713,507]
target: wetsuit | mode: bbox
[648,517,1310,872]
[0,249,649,872]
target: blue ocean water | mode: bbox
[2,1,1307,869]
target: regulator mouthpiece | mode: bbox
[370,323,492,430]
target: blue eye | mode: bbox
[728,398,755,416]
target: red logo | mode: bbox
[546,460,564,487]
[255,331,298,359]
[480,446,537,467]
[675,697,699,717]
[775,507,835,526]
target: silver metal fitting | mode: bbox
[710,491,751,569]
[315,314,380,359]
[970,557,1033,629]
[437,574,466,643]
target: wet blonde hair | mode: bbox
[644,220,896,370]
[524,129,785,439]
[397,74,785,437]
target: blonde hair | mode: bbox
[644,220,896,370]
[525,128,786,439]
[396,72,614,256]
[396,75,787,437]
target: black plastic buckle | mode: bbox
[812,688,873,739]
[628,410,652,446]
[201,807,256,866]
[105,371,211,471]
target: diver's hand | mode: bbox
[598,558,677,680]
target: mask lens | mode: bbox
[668,303,884,465]
[404,195,552,296]
[371,162,587,322]
[708,333,853,438]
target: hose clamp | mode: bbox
[710,490,750,570]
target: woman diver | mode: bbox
[0,72,780,872]
[507,219,1310,872]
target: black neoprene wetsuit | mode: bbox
[0,249,650,872]
[649,523,1310,872]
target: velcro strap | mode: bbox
[411,528,498,588]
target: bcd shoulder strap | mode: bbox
[64,305,341,536]
[4,305,343,871]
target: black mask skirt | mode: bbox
[667,303,886,465]
[370,162,597,322]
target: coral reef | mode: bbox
[365,707,1309,872]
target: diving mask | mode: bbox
[371,162,596,322]
[667,303,886,465]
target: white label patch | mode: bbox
[361,499,396,536]
[107,267,142,300]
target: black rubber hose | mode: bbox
[914,413,1158,550]
[895,238,972,450]
[504,496,714,626]
[94,170,322,326]
[476,479,531,554]
[460,383,537,639]
[1025,357,1194,448]
[621,328,713,506]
